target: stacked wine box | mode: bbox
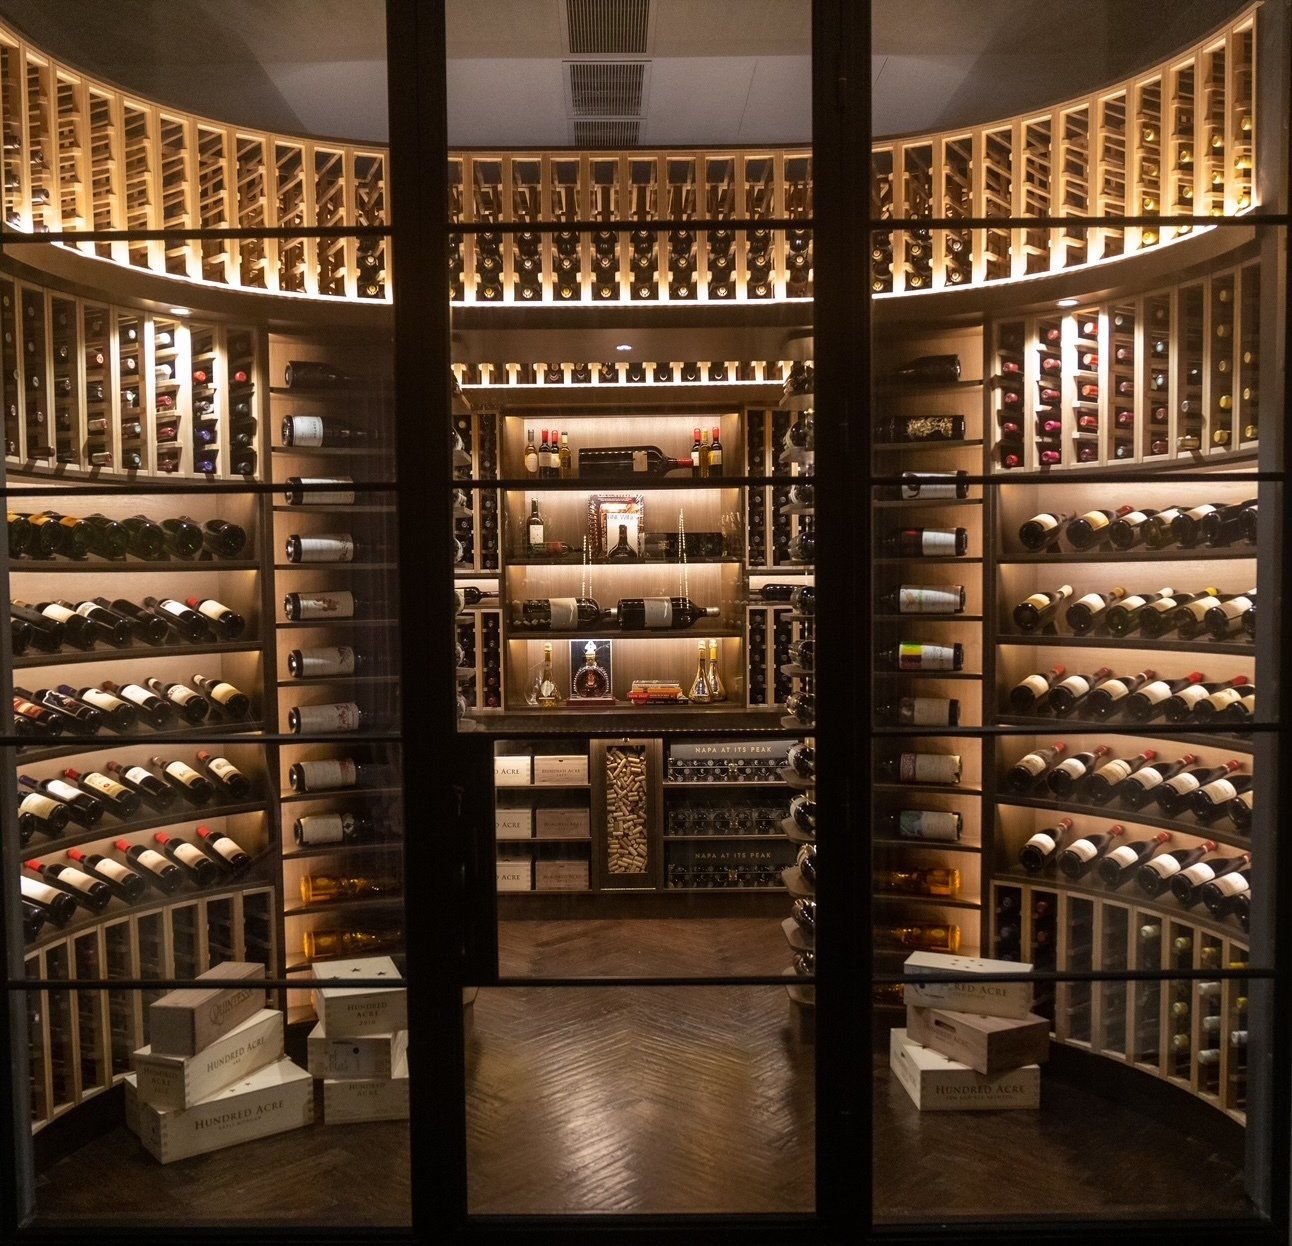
[124,963,312,1162]
[892,951,1049,1111]
[309,956,409,1124]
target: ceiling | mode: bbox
[0,0,1250,146]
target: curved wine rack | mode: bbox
[0,5,1262,303]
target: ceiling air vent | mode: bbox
[565,0,650,54]
[572,119,642,148]
[568,61,646,117]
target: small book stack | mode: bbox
[124,962,313,1162]
[309,956,409,1124]
[892,950,1049,1112]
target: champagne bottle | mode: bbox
[874,867,961,897]
[303,927,403,959]
[1137,839,1218,898]
[1019,818,1074,873]
[1003,742,1066,793]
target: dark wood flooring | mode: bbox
[30,917,1256,1227]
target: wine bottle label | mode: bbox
[896,811,960,841]
[1181,598,1213,621]
[287,478,355,505]
[294,535,355,562]
[40,602,76,622]
[1094,760,1132,784]
[167,685,201,705]
[206,681,241,705]
[1106,845,1140,867]
[1165,773,1202,795]
[80,689,123,711]
[632,450,650,472]
[165,761,204,785]
[93,858,133,884]
[920,530,958,555]
[898,643,956,671]
[56,868,98,894]
[899,753,961,784]
[1016,752,1049,776]
[44,778,83,803]
[709,447,723,467]
[1077,510,1109,530]
[1184,504,1218,520]
[14,698,42,715]
[19,793,62,819]
[1018,673,1050,698]
[294,759,358,789]
[1071,592,1106,613]
[1198,778,1238,802]
[899,587,962,613]
[194,601,233,624]
[135,848,169,871]
[1054,757,1088,778]
[207,757,241,783]
[902,475,958,499]
[1066,841,1099,863]
[1235,790,1254,810]
[82,773,129,799]
[548,597,579,629]
[172,842,206,868]
[1027,514,1060,534]
[1209,872,1250,897]
[291,591,356,620]
[1172,684,1211,710]
[1122,510,1149,526]
[297,812,356,844]
[1217,596,1252,618]
[124,765,153,786]
[21,877,64,905]
[1055,676,1090,697]
[294,646,357,677]
[644,598,674,628]
[294,702,361,733]
[1021,592,1051,611]
[1136,681,1171,704]
[119,685,156,709]
[1023,831,1056,854]
[287,415,325,446]
[1145,855,1183,878]
[909,698,952,725]
[1119,595,1149,612]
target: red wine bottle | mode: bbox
[1189,761,1249,822]
[1008,666,1066,714]
[1066,505,1133,551]
[1116,753,1196,810]
[1058,824,1125,879]
[25,858,111,912]
[1201,865,1252,917]
[105,760,175,810]
[1013,585,1074,632]
[1127,671,1205,723]
[1136,838,1217,898]
[1170,675,1248,723]
[1046,745,1110,798]
[114,839,182,893]
[1085,750,1156,805]
[1155,760,1239,817]
[1086,668,1157,721]
[1097,831,1172,888]
[61,766,140,818]
[1003,742,1066,793]
[1105,588,1175,638]
[1065,587,1127,636]
[196,825,252,872]
[153,831,219,887]
[1171,850,1249,907]
[1018,817,1074,873]
[1049,666,1113,716]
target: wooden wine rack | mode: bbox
[0,6,1262,302]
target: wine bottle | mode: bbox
[1003,742,1066,793]
[1065,587,1127,636]
[197,825,252,872]
[882,809,963,843]
[875,697,960,727]
[82,514,130,559]
[20,774,101,826]
[878,642,963,672]
[186,596,246,640]
[283,476,356,506]
[287,701,368,734]
[1108,508,1158,550]
[877,752,962,786]
[874,867,961,897]
[1203,589,1256,639]
[150,756,214,806]
[892,471,969,500]
[281,414,374,447]
[512,597,601,631]
[145,678,209,725]
[1154,760,1236,817]
[203,518,248,558]
[1201,866,1251,917]
[891,354,961,384]
[1200,500,1256,547]
[21,874,78,925]
[284,360,352,390]
[113,839,182,893]
[20,685,104,733]
[611,597,720,631]
[1097,831,1172,888]
[22,901,46,940]
[1171,850,1250,907]
[10,601,65,652]
[62,766,140,817]
[25,858,111,912]
[195,750,252,799]
[576,445,692,476]
[877,584,967,615]
[1046,745,1111,798]
[102,598,169,645]
[283,590,359,623]
[1018,512,1071,552]
[707,426,723,476]
[142,596,209,642]
[303,927,403,959]
[99,680,172,729]
[880,527,968,557]
[160,516,204,559]
[1136,838,1218,898]
[1190,676,1253,723]
[1170,503,1225,548]
[1058,824,1125,879]
[121,515,166,560]
[1008,666,1065,714]
[17,785,72,841]
[1019,818,1074,873]
[1222,684,1257,724]
[153,831,219,887]
[65,847,146,902]
[1140,588,1219,639]
[102,760,173,810]
[1013,585,1074,632]
[190,674,252,719]
[1066,506,1133,551]
[294,812,375,845]
[876,415,966,443]
[13,693,66,736]
[1191,763,1251,822]
[284,533,355,564]
[1049,666,1113,716]
[1105,588,1175,638]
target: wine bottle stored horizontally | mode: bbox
[610,597,720,631]
[1115,753,1196,811]
[1085,750,1157,804]
[880,527,968,557]
[294,812,376,845]
[875,697,960,726]
[197,825,252,872]
[1002,742,1066,793]
[153,831,219,886]
[1097,831,1172,888]
[1156,760,1241,817]
[1008,666,1065,714]
[511,597,601,631]
[1049,666,1113,716]
[878,585,967,615]
[882,809,963,843]
[1170,850,1250,907]
[281,414,375,447]
[878,642,964,672]
[875,414,966,443]
[150,755,214,806]
[1058,824,1125,879]
[1013,585,1073,632]
[876,751,962,786]
[1046,745,1110,798]
[1018,818,1073,873]
[25,858,112,912]
[576,445,692,476]
[65,847,146,902]
[1136,839,1218,898]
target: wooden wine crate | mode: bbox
[495,807,533,839]
[132,1009,284,1112]
[905,1005,1050,1076]
[311,956,407,1037]
[147,961,267,1058]
[323,1052,410,1124]
[902,951,1033,1020]
[307,1022,407,1080]
[890,1029,1040,1112]
[535,807,591,838]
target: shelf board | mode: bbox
[874,556,983,565]
[272,504,393,515]
[277,675,400,688]
[503,555,745,567]
[278,785,402,805]
[876,378,984,393]
[871,835,983,854]
[270,445,390,456]
[280,840,403,861]
[14,719,267,765]
[997,546,1256,564]
[14,637,263,669]
[661,885,786,895]
[275,619,399,631]
[662,780,788,789]
[873,439,984,453]
[994,792,1250,852]
[273,562,397,572]
[495,782,591,791]
[872,497,983,509]
[994,714,1258,753]
[874,613,983,623]
[462,706,801,737]
[996,632,1254,657]
[506,628,743,641]
[283,894,404,919]
[872,893,982,911]
[664,833,787,842]
[870,782,981,796]
[496,836,593,845]
[9,558,258,574]
[875,670,983,680]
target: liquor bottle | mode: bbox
[203,518,248,558]
[708,427,723,476]
[153,831,219,887]
[1172,851,1250,907]
[145,677,209,724]
[294,812,376,845]
[1013,585,1073,632]
[283,590,359,623]
[1046,745,1110,798]
[65,847,146,902]
[1108,508,1159,550]
[610,597,720,630]
[1098,831,1172,888]
[1085,750,1156,804]
[25,858,111,912]
[1204,589,1256,639]
[1156,760,1240,817]
[1137,839,1218,898]
[875,697,960,726]
[283,360,352,389]
[1049,666,1113,716]
[288,757,394,793]
[1008,665,1066,714]
[282,477,356,506]
[576,445,692,476]
[197,826,252,873]
[1058,824,1125,879]
[1065,587,1127,636]
[100,761,172,812]
[1192,764,1251,822]
[186,596,246,640]
[878,642,963,672]
[707,640,725,702]
[687,641,712,704]
[559,432,571,476]
[875,415,966,443]
[1062,507,1128,550]
[20,774,102,826]
[150,755,214,806]
[17,784,72,841]
[1164,674,1243,724]
[880,527,969,557]
[877,751,962,786]
[512,597,601,631]
[1018,512,1071,552]
[62,766,140,817]
[890,471,969,500]
[1201,866,1251,918]
[196,750,252,799]
[891,355,961,384]
[873,584,964,616]
[191,674,252,719]
[142,596,209,642]
[528,642,562,709]
[607,523,638,561]
[20,874,78,925]
[101,598,169,645]
[281,414,373,447]
[1105,588,1175,638]
[1002,742,1066,793]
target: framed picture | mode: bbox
[587,493,645,557]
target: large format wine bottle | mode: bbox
[282,415,374,447]
[610,597,720,630]
[576,445,692,476]
[512,597,602,631]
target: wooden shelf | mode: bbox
[997,632,1254,657]
[994,792,1250,852]
[278,785,402,805]
[994,714,1258,753]
[14,637,263,669]
[281,840,403,861]
[997,546,1256,564]
[506,628,744,641]
[15,719,267,765]
[9,559,258,574]
[871,836,983,854]
[283,894,403,919]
